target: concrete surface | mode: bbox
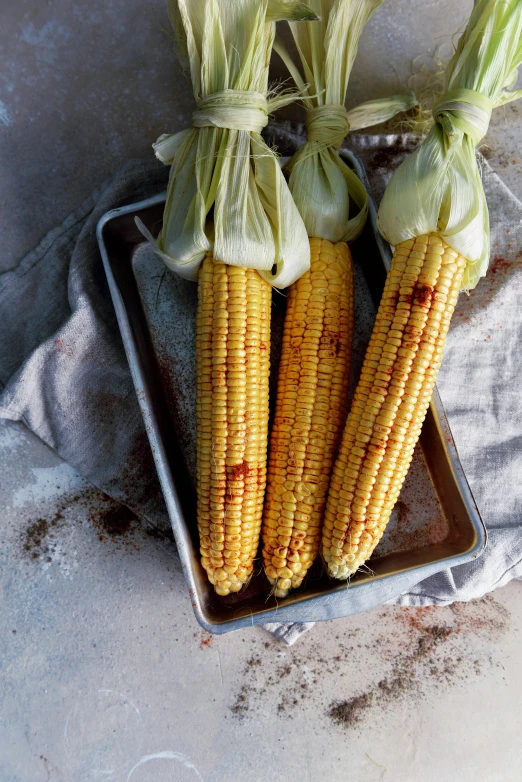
[2,1,522,780]
[1,417,522,782]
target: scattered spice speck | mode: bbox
[229,595,510,728]
[91,505,137,537]
[329,693,372,727]
[19,487,170,566]
[21,512,64,560]
[193,631,213,650]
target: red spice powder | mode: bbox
[230,460,250,481]
[54,338,75,358]
[194,631,213,649]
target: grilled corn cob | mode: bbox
[262,238,353,597]
[145,1,314,597]
[264,0,417,597]
[322,233,466,578]
[328,0,522,579]
[197,255,272,596]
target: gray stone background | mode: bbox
[1,1,522,780]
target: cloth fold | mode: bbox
[0,159,170,529]
[1,133,521,646]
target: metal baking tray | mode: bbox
[97,124,486,633]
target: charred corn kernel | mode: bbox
[323,234,466,579]
[262,238,354,597]
[196,254,271,596]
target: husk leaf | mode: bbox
[277,0,418,242]
[377,0,522,290]
[139,0,316,288]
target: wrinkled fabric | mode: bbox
[0,159,170,529]
[0,133,521,647]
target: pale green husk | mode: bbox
[275,0,418,243]
[139,0,318,288]
[378,0,522,290]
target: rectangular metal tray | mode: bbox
[97,126,486,633]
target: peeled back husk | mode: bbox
[138,0,317,288]
[377,0,522,290]
[275,0,418,243]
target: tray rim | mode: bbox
[96,144,487,634]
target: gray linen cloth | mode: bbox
[1,134,521,647]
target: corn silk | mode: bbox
[274,0,417,242]
[138,0,318,288]
[378,0,522,290]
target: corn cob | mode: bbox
[261,0,413,598]
[322,233,466,579]
[197,254,271,596]
[262,238,353,597]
